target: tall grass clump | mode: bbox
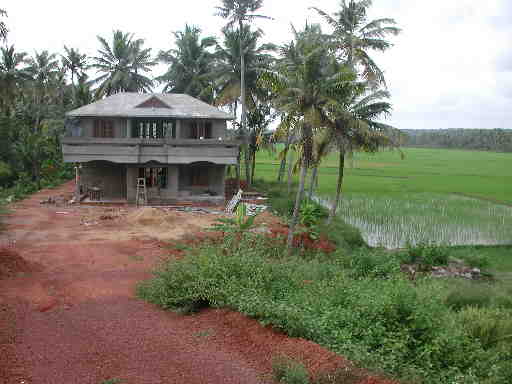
[138,232,512,384]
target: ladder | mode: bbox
[136,177,147,206]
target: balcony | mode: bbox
[62,137,240,165]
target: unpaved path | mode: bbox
[0,182,353,384]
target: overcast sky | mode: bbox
[2,0,511,130]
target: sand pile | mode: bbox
[0,248,37,279]
[125,207,176,227]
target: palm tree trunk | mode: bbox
[278,131,291,182]
[235,147,241,190]
[251,147,256,183]
[287,149,294,194]
[287,159,307,252]
[239,19,251,186]
[327,150,345,225]
[308,166,318,199]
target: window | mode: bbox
[132,120,175,139]
[189,121,212,139]
[93,120,114,138]
[138,167,167,188]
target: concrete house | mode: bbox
[62,92,238,204]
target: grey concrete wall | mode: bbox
[80,161,126,199]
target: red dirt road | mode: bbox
[0,182,375,384]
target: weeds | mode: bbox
[272,356,310,384]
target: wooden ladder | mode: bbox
[136,177,147,207]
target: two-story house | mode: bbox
[62,92,238,204]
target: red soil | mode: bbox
[0,181,393,384]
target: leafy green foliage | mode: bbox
[403,241,450,267]
[209,203,257,233]
[272,356,310,384]
[254,179,366,250]
[298,199,325,228]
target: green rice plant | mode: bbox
[325,193,512,248]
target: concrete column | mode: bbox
[168,165,179,196]
[126,167,137,202]
[126,119,132,138]
[175,120,181,139]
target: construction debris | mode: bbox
[225,189,243,214]
[246,204,267,216]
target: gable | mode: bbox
[135,96,171,109]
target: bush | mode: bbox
[404,242,450,267]
[272,356,310,384]
[343,248,401,279]
[298,199,326,228]
[459,251,491,269]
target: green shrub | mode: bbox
[445,284,492,310]
[299,199,325,227]
[272,356,310,384]
[458,251,491,269]
[405,242,450,267]
[459,307,512,349]
[344,248,401,279]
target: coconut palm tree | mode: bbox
[261,24,355,250]
[0,45,29,116]
[157,25,216,103]
[312,0,400,86]
[91,30,156,98]
[216,0,272,185]
[62,46,88,87]
[61,46,88,105]
[326,86,396,223]
[26,51,60,131]
[0,8,8,42]
[212,25,275,184]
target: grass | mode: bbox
[255,147,512,247]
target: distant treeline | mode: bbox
[401,129,512,152]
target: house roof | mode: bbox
[66,93,234,120]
